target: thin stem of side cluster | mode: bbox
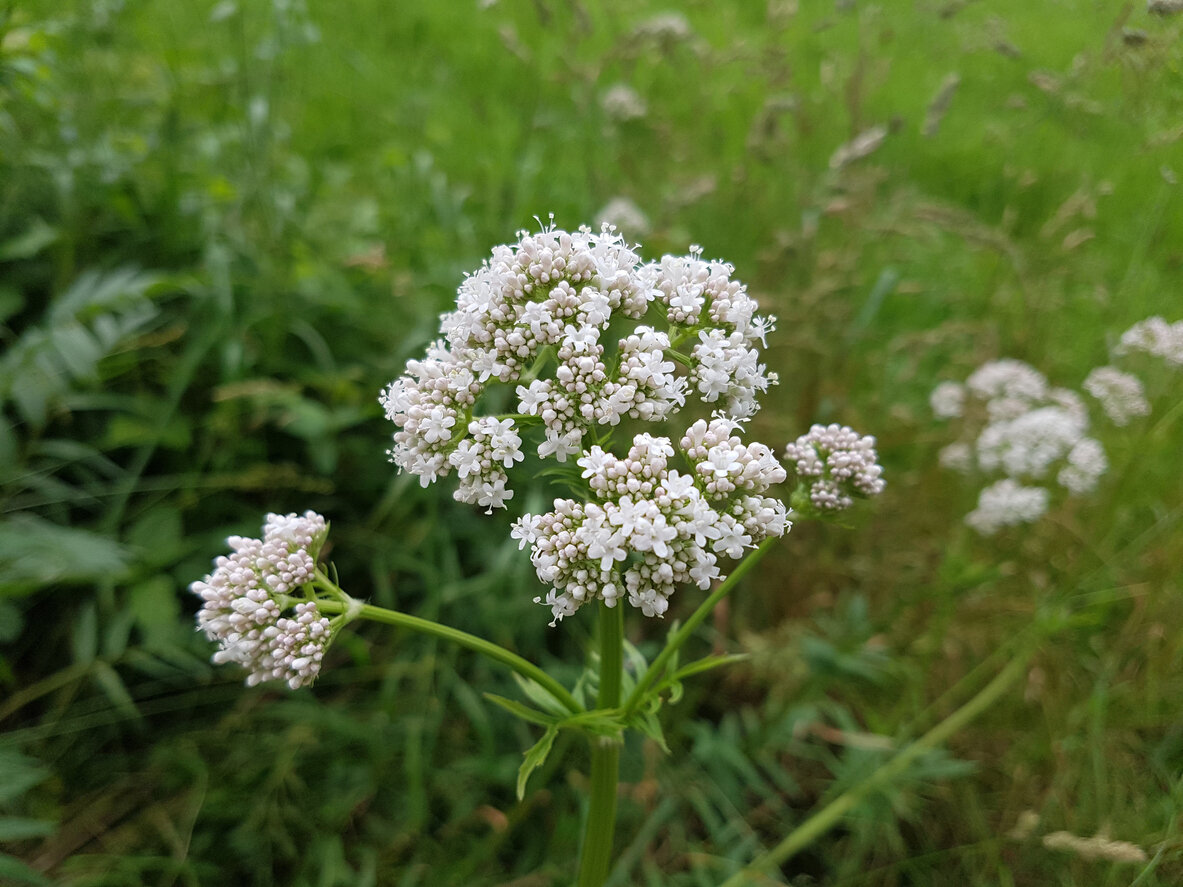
[313,593,581,715]
[576,602,625,887]
[622,538,776,718]
[718,645,1037,886]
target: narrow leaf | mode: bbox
[633,710,670,754]
[517,726,558,800]
[483,693,558,728]
[511,672,572,718]
[667,653,751,684]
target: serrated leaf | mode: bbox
[511,672,572,718]
[50,323,102,381]
[620,638,649,697]
[483,693,557,728]
[517,725,557,800]
[633,709,670,753]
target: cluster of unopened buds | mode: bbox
[783,424,886,513]
[191,512,337,689]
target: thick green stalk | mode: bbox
[314,598,581,715]
[719,646,1036,886]
[577,602,625,887]
[623,538,776,718]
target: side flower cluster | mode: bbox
[1117,316,1183,367]
[510,417,789,625]
[1082,367,1149,427]
[191,511,334,689]
[782,424,886,513]
[380,224,778,512]
[930,360,1106,535]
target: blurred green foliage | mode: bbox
[1,0,1181,884]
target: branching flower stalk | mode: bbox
[190,222,890,885]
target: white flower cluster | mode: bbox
[782,424,886,512]
[931,359,1106,535]
[965,358,1054,420]
[965,479,1049,536]
[1117,316,1183,367]
[1083,367,1150,426]
[381,224,778,513]
[191,511,333,689]
[511,417,789,625]
[929,380,966,419]
[601,83,648,122]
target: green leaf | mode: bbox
[50,323,102,381]
[103,413,193,451]
[0,751,48,805]
[632,709,670,754]
[0,286,24,324]
[667,653,750,685]
[0,817,55,842]
[0,515,130,597]
[483,693,557,728]
[0,854,51,886]
[0,600,21,643]
[516,725,557,800]
[620,638,650,698]
[72,601,97,664]
[91,661,142,725]
[511,672,572,718]
[0,218,58,261]
[128,577,182,649]
[127,506,184,563]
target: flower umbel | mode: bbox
[191,511,335,689]
[783,423,886,513]
[514,417,789,625]
[380,222,778,512]
[931,358,1107,535]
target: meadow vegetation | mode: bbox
[1,0,1181,884]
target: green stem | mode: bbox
[719,645,1036,886]
[577,602,625,887]
[314,598,581,715]
[622,538,776,718]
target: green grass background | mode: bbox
[1,0,1181,884]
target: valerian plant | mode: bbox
[190,221,889,885]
